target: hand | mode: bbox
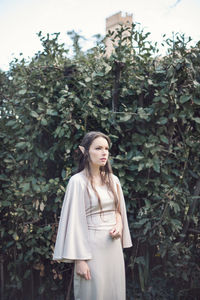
[75,260,91,280]
[109,212,123,240]
[109,225,122,239]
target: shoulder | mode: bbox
[110,173,120,184]
[68,171,87,187]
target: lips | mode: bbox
[100,158,107,162]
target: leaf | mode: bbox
[95,72,104,77]
[147,79,153,85]
[135,256,146,265]
[18,89,27,95]
[193,98,200,105]
[6,120,16,126]
[157,117,168,125]
[16,142,27,149]
[78,81,86,87]
[180,95,191,104]
[40,202,45,211]
[169,201,180,214]
[153,156,160,173]
[161,97,168,104]
[38,285,45,295]
[119,114,132,122]
[138,163,144,171]
[193,117,200,124]
[126,150,134,160]
[46,109,58,116]
[115,155,124,160]
[143,222,151,235]
[6,241,14,248]
[138,108,149,120]
[138,264,145,292]
[134,218,149,228]
[126,175,134,182]
[104,64,112,74]
[13,232,19,241]
[0,174,9,181]
[24,270,31,279]
[22,182,30,192]
[160,135,169,144]
[1,200,11,207]
[30,111,39,118]
[41,118,47,126]
[132,156,144,161]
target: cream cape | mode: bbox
[53,171,132,262]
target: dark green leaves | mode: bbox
[1,26,200,300]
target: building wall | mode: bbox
[105,11,133,56]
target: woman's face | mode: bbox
[88,137,109,168]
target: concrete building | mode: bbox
[105,11,133,56]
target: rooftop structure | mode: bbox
[105,11,133,56]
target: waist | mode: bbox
[86,211,116,230]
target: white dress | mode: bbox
[53,171,132,300]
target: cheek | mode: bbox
[89,150,97,160]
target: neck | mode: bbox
[90,165,101,178]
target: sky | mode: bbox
[0,0,199,71]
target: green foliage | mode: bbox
[1,27,200,299]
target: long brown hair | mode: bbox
[77,131,120,212]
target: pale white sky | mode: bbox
[0,0,199,70]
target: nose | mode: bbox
[102,149,107,156]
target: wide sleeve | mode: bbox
[114,176,133,248]
[53,175,92,263]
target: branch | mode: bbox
[112,61,124,112]
[179,177,200,242]
[188,228,200,234]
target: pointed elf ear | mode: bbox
[79,146,85,154]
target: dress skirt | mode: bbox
[74,228,125,300]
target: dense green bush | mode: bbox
[1,25,200,300]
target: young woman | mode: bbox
[53,131,132,300]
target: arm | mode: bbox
[53,175,92,262]
[110,175,132,247]
[109,211,123,239]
